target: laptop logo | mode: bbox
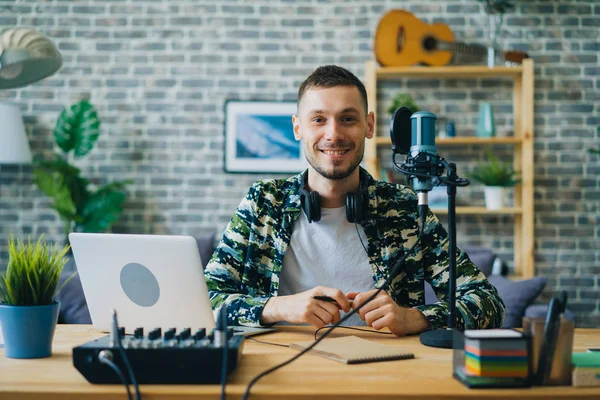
[119,263,160,307]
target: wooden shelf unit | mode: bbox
[364,60,535,278]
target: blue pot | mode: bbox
[0,302,60,359]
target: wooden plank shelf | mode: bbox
[374,137,522,146]
[375,65,523,79]
[364,59,535,279]
[431,207,522,215]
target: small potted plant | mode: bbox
[0,236,71,358]
[387,92,419,115]
[469,151,520,209]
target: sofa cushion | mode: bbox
[55,271,92,324]
[525,303,575,323]
[487,275,548,328]
[460,246,497,277]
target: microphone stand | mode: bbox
[419,163,459,349]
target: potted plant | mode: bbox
[387,92,419,115]
[0,236,71,358]
[33,99,131,245]
[469,151,520,209]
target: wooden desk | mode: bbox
[1,325,599,399]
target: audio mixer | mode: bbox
[73,326,244,384]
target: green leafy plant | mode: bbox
[33,100,131,240]
[387,93,419,115]
[0,236,72,306]
[476,0,514,14]
[469,151,520,187]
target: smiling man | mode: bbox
[204,65,505,336]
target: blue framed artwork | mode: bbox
[224,100,307,174]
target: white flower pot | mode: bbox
[484,186,506,210]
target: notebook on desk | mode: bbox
[290,335,414,364]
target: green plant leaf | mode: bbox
[34,156,91,221]
[387,93,419,115]
[78,187,128,233]
[54,99,100,157]
[33,167,78,220]
[0,235,70,305]
[468,151,521,187]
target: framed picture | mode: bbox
[224,100,307,174]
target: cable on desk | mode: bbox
[247,337,290,348]
[241,233,423,400]
[111,311,141,400]
[97,351,133,400]
[314,325,394,340]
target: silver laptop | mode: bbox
[69,233,274,337]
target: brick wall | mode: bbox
[0,1,598,326]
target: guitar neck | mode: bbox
[437,40,488,57]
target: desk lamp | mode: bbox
[0,27,62,89]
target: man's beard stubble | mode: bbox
[305,141,364,180]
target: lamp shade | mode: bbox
[0,28,62,89]
[0,102,32,164]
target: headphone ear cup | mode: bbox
[345,192,356,223]
[309,191,321,222]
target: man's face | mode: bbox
[293,86,374,180]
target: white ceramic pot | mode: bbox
[484,186,506,210]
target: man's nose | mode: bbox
[323,120,341,141]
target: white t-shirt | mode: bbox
[279,206,375,326]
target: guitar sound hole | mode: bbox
[422,36,437,52]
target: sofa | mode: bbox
[55,234,572,328]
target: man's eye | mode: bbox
[342,116,357,123]
[312,117,325,123]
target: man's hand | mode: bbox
[347,290,430,337]
[262,286,351,328]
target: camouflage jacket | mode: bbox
[204,169,505,330]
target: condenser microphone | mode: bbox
[406,112,440,228]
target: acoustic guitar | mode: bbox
[374,9,528,67]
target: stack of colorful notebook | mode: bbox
[453,329,531,388]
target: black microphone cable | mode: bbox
[97,350,133,400]
[111,310,141,400]
[241,232,423,400]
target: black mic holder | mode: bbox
[393,152,468,188]
[393,152,470,349]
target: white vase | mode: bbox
[484,186,505,210]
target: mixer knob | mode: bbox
[164,328,176,340]
[134,327,144,339]
[148,328,161,340]
[181,328,191,340]
[193,328,206,341]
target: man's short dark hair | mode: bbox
[297,65,369,114]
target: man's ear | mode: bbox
[366,111,375,139]
[292,114,302,141]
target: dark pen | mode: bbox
[313,295,338,303]
[312,296,353,306]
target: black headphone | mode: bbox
[298,168,369,224]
